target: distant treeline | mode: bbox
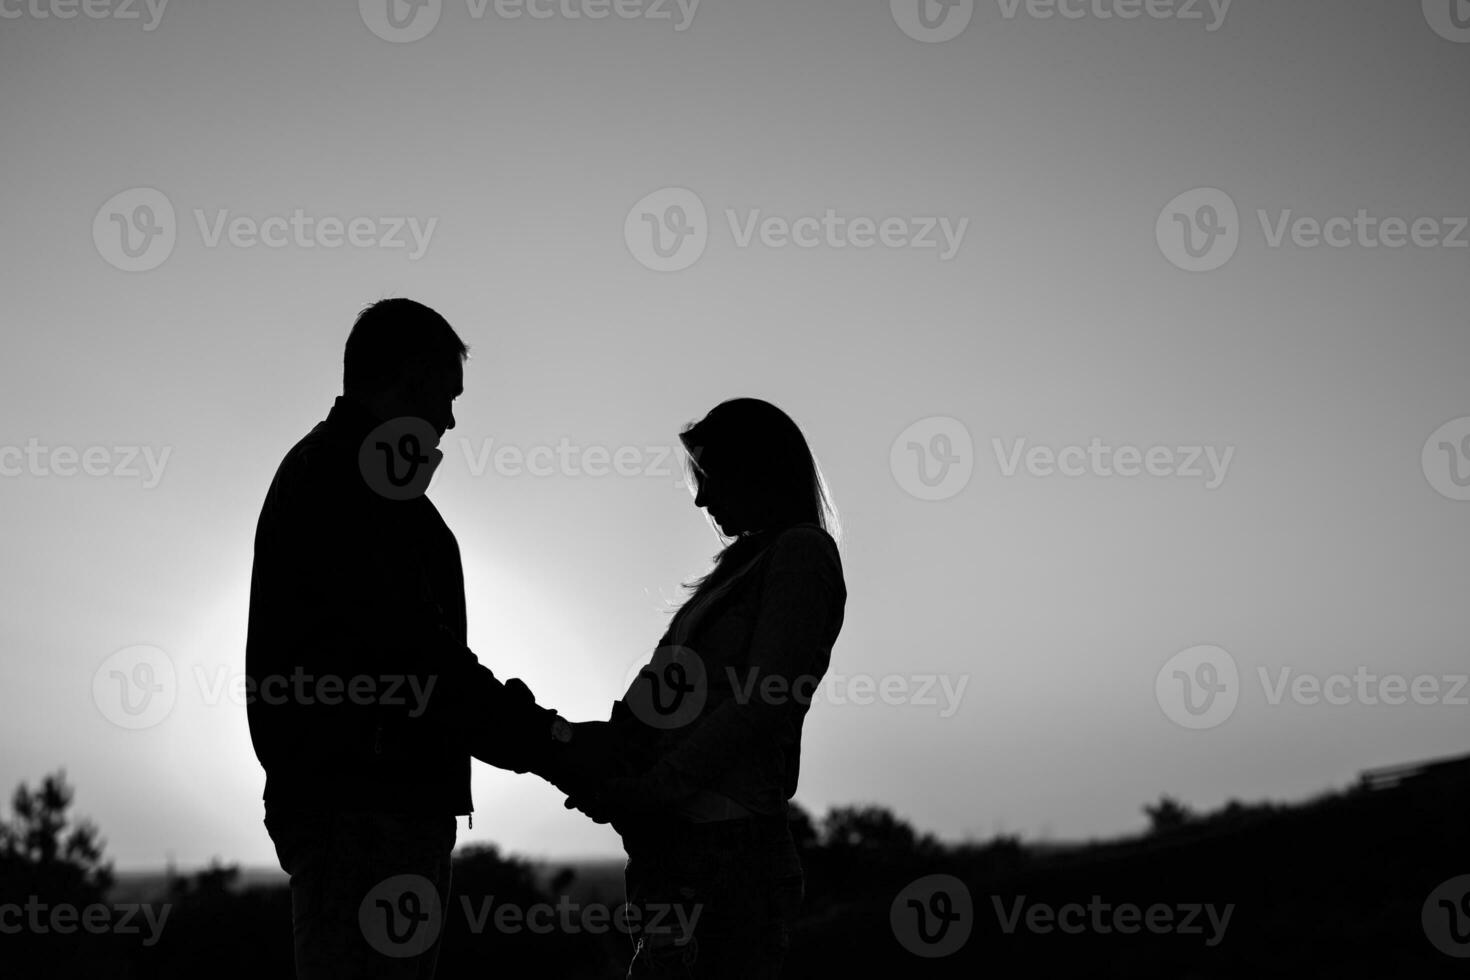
[1,762,1466,978]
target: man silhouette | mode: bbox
[246,298,568,978]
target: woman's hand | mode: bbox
[563,763,694,826]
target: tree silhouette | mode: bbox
[1142,795,1196,834]
[168,857,240,903]
[0,769,114,903]
[822,804,938,855]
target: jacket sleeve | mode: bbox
[653,527,844,795]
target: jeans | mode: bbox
[622,815,804,979]
[265,808,457,980]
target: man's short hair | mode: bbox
[343,298,469,396]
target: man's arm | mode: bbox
[271,447,564,773]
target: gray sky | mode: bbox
[2,0,1468,869]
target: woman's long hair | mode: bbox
[676,398,840,606]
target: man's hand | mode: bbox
[503,677,537,710]
[501,678,572,746]
[463,675,568,774]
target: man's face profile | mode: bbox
[406,356,463,442]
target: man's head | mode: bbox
[343,298,467,439]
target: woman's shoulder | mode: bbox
[770,522,838,551]
[763,523,843,579]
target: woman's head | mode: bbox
[679,398,839,541]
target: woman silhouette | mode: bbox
[567,397,846,979]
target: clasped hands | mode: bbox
[499,681,691,829]
[536,719,687,830]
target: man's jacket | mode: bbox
[246,396,553,816]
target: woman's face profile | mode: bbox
[689,450,758,536]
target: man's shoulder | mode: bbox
[262,421,349,512]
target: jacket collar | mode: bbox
[323,395,385,444]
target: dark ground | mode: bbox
[2,754,1466,978]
